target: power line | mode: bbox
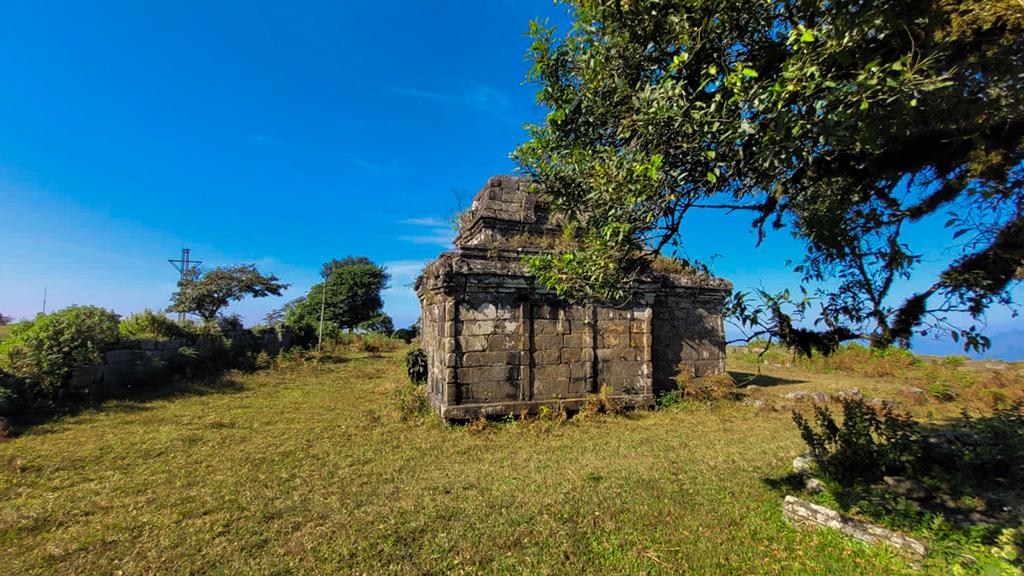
[168,248,202,322]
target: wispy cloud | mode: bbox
[382,259,429,284]
[388,87,451,102]
[397,216,455,249]
[250,133,284,145]
[399,217,447,227]
[388,81,514,121]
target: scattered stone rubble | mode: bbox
[783,495,929,560]
[787,452,930,560]
[415,176,732,419]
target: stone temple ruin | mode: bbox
[415,176,732,419]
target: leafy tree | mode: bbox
[286,259,390,336]
[168,264,288,323]
[263,297,304,326]
[358,311,394,334]
[320,256,374,280]
[514,0,1023,353]
[0,313,13,326]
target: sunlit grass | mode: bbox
[1,349,996,574]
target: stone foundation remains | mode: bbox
[415,176,731,419]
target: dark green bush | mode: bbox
[406,347,428,385]
[0,380,15,415]
[119,309,188,340]
[0,306,120,402]
[793,398,921,486]
[943,403,1024,490]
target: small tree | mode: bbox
[286,258,389,337]
[168,264,288,323]
[358,311,394,334]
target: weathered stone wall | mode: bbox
[417,175,731,420]
[651,285,729,394]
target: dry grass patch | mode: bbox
[0,350,962,575]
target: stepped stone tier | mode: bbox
[415,175,732,419]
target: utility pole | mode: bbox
[42,286,47,315]
[317,285,326,352]
[168,248,202,322]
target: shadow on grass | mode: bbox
[4,373,249,438]
[762,402,1024,531]
[729,371,806,387]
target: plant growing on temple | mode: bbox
[286,257,390,337]
[0,306,120,402]
[168,264,288,323]
[514,0,1024,353]
[405,347,428,385]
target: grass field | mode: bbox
[1,347,1021,575]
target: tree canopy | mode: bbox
[286,258,390,336]
[514,0,1023,353]
[168,264,288,323]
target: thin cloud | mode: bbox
[399,217,447,227]
[399,231,456,248]
[388,87,451,102]
[389,81,515,121]
[397,216,455,249]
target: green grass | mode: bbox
[0,324,13,342]
[2,349,1013,575]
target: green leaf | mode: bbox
[860,100,869,111]
[706,171,717,183]
[800,30,815,43]
[741,68,758,78]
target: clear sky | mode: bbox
[1,1,1020,359]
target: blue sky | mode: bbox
[1,1,1020,359]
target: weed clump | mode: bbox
[405,348,428,385]
[395,382,429,421]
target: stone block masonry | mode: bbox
[416,176,732,419]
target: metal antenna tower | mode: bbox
[168,248,202,322]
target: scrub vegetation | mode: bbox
[3,344,1022,574]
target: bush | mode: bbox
[793,398,921,486]
[0,306,120,401]
[682,373,740,402]
[0,381,15,415]
[119,309,188,340]
[395,381,429,420]
[352,333,400,354]
[406,348,428,385]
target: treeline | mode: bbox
[0,255,418,424]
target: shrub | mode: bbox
[395,381,429,420]
[944,403,1024,490]
[793,398,921,486]
[0,306,120,401]
[119,309,188,340]
[583,384,618,414]
[406,348,428,385]
[0,381,15,415]
[928,381,957,401]
[682,373,740,402]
